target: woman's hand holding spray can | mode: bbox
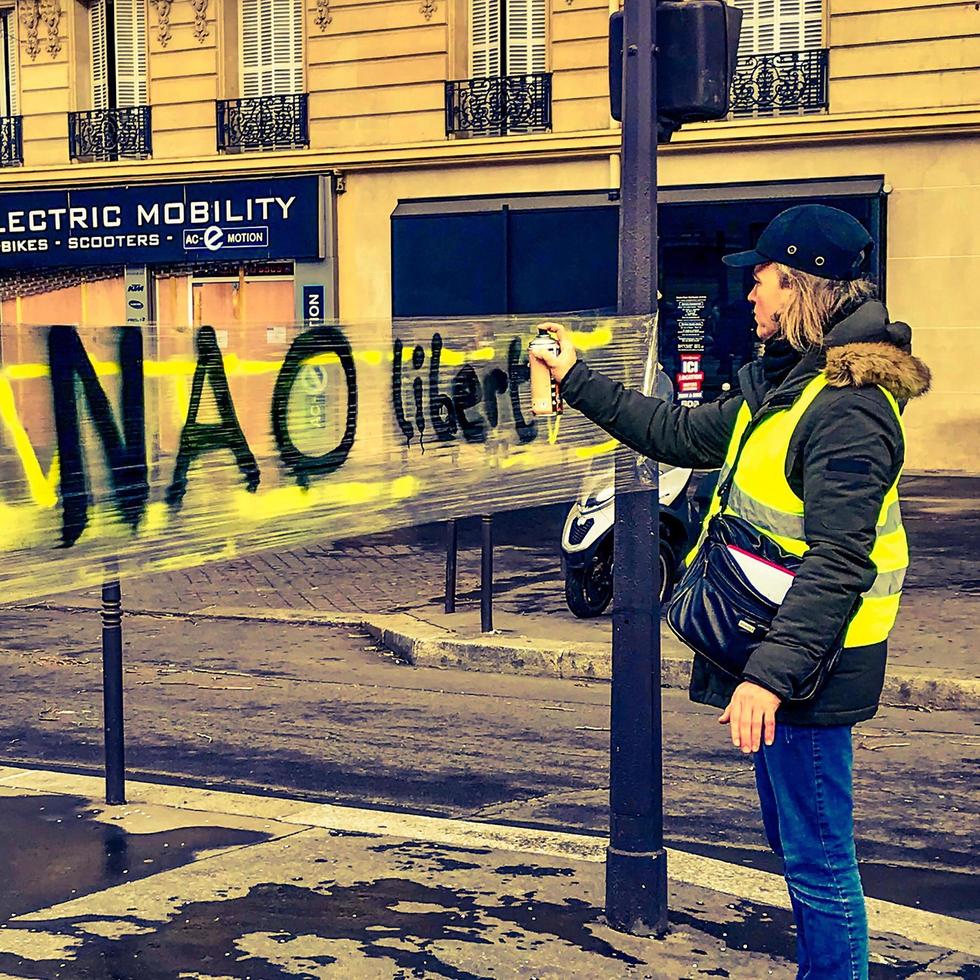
[528,322,577,416]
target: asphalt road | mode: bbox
[0,607,976,925]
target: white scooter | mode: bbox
[560,459,696,618]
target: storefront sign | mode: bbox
[0,176,322,272]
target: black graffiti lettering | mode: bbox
[481,368,508,429]
[166,325,260,509]
[452,364,486,443]
[428,333,457,442]
[507,337,537,443]
[411,345,426,451]
[394,335,535,447]
[391,338,414,446]
[48,325,149,547]
[412,376,425,452]
[272,324,357,488]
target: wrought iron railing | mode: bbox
[68,106,153,161]
[729,49,829,116]
[445,72,552,137]
[216,93,309,152]
[0,116,22,167]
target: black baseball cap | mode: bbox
[722,204,873,281]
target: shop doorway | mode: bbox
[153,262,297,460]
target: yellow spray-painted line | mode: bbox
[0,430,609,551]
[5,345,551,379]
[0,375,58,508]
[0,321,618,382]
[574,438,619,460]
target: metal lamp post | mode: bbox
[605,0,669,936]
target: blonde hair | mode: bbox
[769,263,878,353]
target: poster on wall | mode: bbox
[675,294,707,405]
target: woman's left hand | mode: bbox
[719,681,781,753]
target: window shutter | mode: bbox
[272,0,303,95]
[802,0,823,49]
[732,0,821,56]
[90,0,109,110]
[0,10,19,116]
[469,0,501,78]
[241,0,261,97]
[114,0,148,107]
[242,0,302,97]
[505,0,546,76]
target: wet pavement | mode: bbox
[0,769,976,980]
[0,793,270,922]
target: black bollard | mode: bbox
[101,570,126,805]
[445,518,458,614]
[480,514,493,633]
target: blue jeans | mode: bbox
[754,723,868,980]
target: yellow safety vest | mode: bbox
[688,374,908,648]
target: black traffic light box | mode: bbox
[609,0,743,137]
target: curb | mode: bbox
[365,615,980,713]
[16,602,980,712]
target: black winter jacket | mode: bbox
[561,301,932,725]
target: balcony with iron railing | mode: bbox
[0,116,22,167]
[729,49,829,117]
[445,72,552,137]
[68,106,152,162]
[216,93,310,153]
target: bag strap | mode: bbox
[716,414,759,509]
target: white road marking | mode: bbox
[0,765,976,956]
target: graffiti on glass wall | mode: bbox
[0,316,642,602]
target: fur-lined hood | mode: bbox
[823,301,931,401]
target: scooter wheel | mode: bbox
[564,538,677,617]
[564,540,614,618]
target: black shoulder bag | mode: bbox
[665,419,845,702]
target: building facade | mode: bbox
[0,0,977,470]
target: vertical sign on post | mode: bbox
[302,284,328,428]
[303,283,325,325]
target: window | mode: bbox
[730,0,822,55]
[392,194,619,317]
[89,0,148,109]
[469,0,545,78]
[241,0,303,97]
[0,7,19,117]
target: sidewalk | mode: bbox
[0,765,976,980]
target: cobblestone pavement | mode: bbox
[56,538,561,617]
[38,504,571,619]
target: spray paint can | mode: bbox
[528,327,563,416]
